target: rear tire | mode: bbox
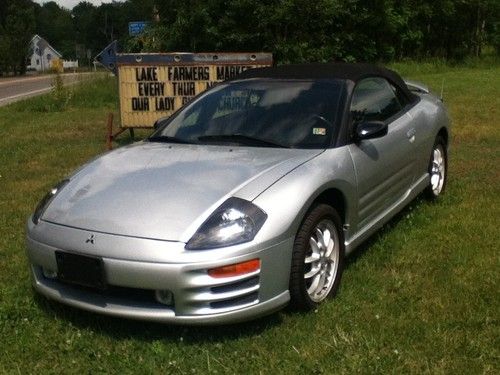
[289,204,345,310]
[425,136,447,200]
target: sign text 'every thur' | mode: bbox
[120,62,271,128]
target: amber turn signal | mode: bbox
[208,259,260,278]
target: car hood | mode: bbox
[42,142,322,242]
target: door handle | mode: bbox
[407,128,416,143]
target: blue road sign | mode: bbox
[93,40,118,74]
[129,22,148,36]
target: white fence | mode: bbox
[63,60,79,69]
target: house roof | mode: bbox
[30,34,62,57]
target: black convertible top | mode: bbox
[234,63,415,100]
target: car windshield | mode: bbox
[150,79,345,149]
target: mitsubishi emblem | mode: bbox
[86,234,95,244]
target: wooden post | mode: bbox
[106,113,114,150]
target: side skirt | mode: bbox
[344,173,429,255]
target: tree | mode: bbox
[72,2,100,62]
[4,0,35,74]
[34,1,74,58]
[1,0,498,76]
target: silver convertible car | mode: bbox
[26,63,449,324]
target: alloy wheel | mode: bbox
[304,219,340,303]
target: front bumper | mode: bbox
[26,220,293,324]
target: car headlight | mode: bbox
[186,197,267,250]
[32,179,69,224]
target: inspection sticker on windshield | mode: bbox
[313,128,327,135]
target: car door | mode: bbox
[348,77,417,230]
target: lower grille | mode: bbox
[197,273,260,311]
[40,268,165,307]
[210,276,259,293]
[210,291,259,309]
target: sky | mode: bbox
[33,0,125,10]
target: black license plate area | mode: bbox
[55,251,106,290]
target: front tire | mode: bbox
[425,136,447,199]
[289,204,345,310]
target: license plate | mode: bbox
[55,251,106,290]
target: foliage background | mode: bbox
[0,0,499,74]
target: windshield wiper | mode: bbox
[198,134,289,148]
[147,135,194,144]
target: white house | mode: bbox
[27,34,62,72]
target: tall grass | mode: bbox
[8,74,118,113]
[389,53,500,76]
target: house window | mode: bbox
[36,59,40,65]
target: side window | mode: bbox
[351,77,402,124]
[389,83,410,107]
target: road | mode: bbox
[0,73,95,106]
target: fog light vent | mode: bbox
[42,267,57,279]
[155,290,174,305]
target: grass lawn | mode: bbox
[0,64,498,374]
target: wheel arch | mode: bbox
[437,127,449,147]
[311,188,347,225]
[287,186,350,243]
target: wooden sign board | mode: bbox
[117,53,273,128]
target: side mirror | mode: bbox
[355,121,388,141]
[153,120,160,130]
